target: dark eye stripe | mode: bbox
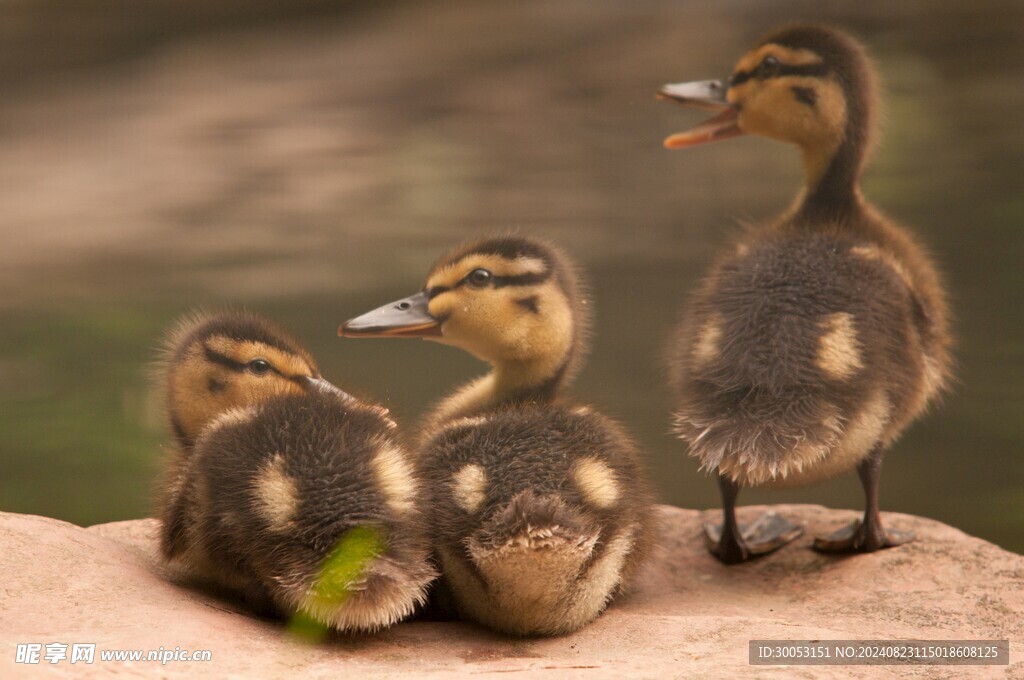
[491,270,550,288]
[426,285,450,299]
[427,269,551,297]
[203,346,247,372]
[203,345,292,380]
[729,61,829,88]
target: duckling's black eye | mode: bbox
[466,268,492,288]
[247,358,272,375]
[758,55,781,77]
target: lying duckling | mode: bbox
[341,237,655,636]
[158,311,435,631]
[658,24,952,562]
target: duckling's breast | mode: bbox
[672,232,932,486]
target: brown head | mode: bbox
[163,311,343,449]
[659,24,878,212]
[340,236,589,401]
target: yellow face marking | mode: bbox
[170,336,316,443]
[254,454,298,532]
[452,464,487,513]
[693,315,723,366]
[370,441,415,515]
[727,44,846,186]
[424,255,572,388]
[573,458,619,509]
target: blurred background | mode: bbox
[0,0,1021,552]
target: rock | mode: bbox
[1,505,1021,678]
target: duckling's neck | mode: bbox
[795,138,865,223]
[492,354,571,403]
[429,352,573,426]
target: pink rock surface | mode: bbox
[1,505,1020,678]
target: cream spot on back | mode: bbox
[920,354,944,402]
[207,405,257,432]
[850,245,913,288]
[371,442,416,515]
[573,458,619,509]
[452,464,487,513]
[817,312,863,380]
[190,403,259,450]
[693,315,723,365]
[841,390,891,459]
[254,454,298,532]
[441,415,491,432]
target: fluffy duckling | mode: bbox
[158,311,435,631]
[340,237,655,636]
[658,24,952,562]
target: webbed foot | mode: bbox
[813,518,915,553]
[704,511,803,564]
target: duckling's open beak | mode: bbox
[657,79,744,149]
[338,291,442,339]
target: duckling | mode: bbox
[158,311,436,631]
[658,24,952,563]
[340,237,656,636]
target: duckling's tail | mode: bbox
[674,386,845,487]
[446,490,636,636]
[273,525,437,633]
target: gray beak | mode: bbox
[339,291,442,339]
[657,79,730,110]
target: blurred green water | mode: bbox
[0,0,1021,552]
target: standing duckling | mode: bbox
[658,24,952,563]
[158,311,435,631]
[340,237,655,636]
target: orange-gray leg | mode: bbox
[813,444,915,553]
[704,473,803,564]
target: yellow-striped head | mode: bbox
[163,312,324,448]
[342,237,589,389]
[660,24,877,189]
